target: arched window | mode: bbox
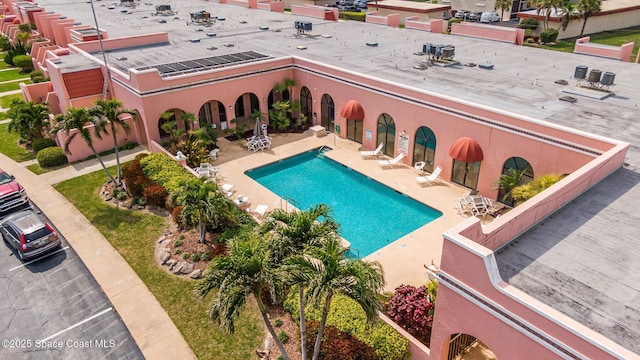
[321,94,335,132]
[377,113,395,157]
[300,86,313,126]
[413,126,436,173]
[498,157,534,206]
[198,100,227,129]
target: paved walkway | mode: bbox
[0,149,196,360]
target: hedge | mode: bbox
[36,146,68,167]
[139,153,194,196]
[285,292,410,360]
[32,138,57,153]
[540,29,558,44]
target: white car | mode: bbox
[480,11,500,23]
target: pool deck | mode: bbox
[213,131,472,292]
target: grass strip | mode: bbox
[0,123,35,162]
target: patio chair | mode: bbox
[378,153,406,169]
[259,135,271,150]
[415,166,442,186]
[220,183,234,197]
[253,204,269,218]
[360,143,383,158]
[468,195,489,217]
[414,161,426,174]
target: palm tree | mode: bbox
[556,0,579,32]
[285,237,385,360]
[52,107,116,184]
[7,99,50,144]
[260,204,340,360]
[90,99,136,186]
[530,0,562,29]
[169,178,233,243]
[577,0,601,37]
[492,168,527,204]
[494,0,512,23]
[196,232,292,360]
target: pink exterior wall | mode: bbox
[405,17,444,33]
[291,5,338,21]
[20,82,51,103]
[451,22,525,45]
[51,19,75,47]
[54,120,139,163]
[36,13,63,44]
[69,33,168,55]
[365,12,401,28]
[574,37,635,62]
[257,0,285,12]
[226,0,249,7]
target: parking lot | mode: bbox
[0,204,143,359]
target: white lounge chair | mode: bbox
[360,143,384,158]
[415,166,442,185]
[378,153,406,169]
[253,204,269,218]
[220,183,234,197]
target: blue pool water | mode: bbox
[246,148,442,257]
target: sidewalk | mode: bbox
[0,149,196,360]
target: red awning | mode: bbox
[448,137,484,162]
[340,100,364,119]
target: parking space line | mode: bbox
[40,307,114,342]
[8,246,69,271]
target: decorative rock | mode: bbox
[181,262,194,274]
[160,251,171,264]
[189,269,202,279]
[157,235,166,243]
[166,259,177,269]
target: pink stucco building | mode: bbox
[6,0,640,359]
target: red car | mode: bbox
[0,169,29,214]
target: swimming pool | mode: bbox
[246,148,442,257]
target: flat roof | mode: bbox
[36,0,640,354]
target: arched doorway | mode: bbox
[198,100,227,130]
[267,86,290,113]
[447,333,496,360]
[498,157,534,206]
[377,113,395,156]
[234,92,260,130]
[300,86,312,126]
[158,108,190,141]
[414,126,436,173]
[321,94,335,132]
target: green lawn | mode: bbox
[55,169,264,360]
[0,80,27,93]
[0,68,29,82]
[0,93,24,108]
[0,62,11,70]
[534,26,640,60]
[0,123,35,162]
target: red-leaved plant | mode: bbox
[387,284,434,344]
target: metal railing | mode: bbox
[280,196,299,212]
[447,333,477,360]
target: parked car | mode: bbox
[338,0,355,6]
[480,11,500,23]
[0,169,29,214]
[354,0,368,8]
[0,209,61,260]
[454,10,471,20]
[467,12,481,22]
[338,5,360,11]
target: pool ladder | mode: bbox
[280,196,299,212]
[319,133,337,152]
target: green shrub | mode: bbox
[32,138,56,153]
[191,253,201,262]
[182,252,190,260]
[339,12,366,21]
[517,17,539,30]
[201,252,211,262]
[13,55,33,72]
[447,17,463,32]
[540,28,558,44]
[140,153,194,196]
[119,141,137,151]
[174,249,182,255]
[29,70,44,81]
[274,318,283,327]
[36,146,68,167]
[285,292,409,360]
[277,330,289,344]
[173,239,183,247]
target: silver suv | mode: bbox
[1,210,61,261]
